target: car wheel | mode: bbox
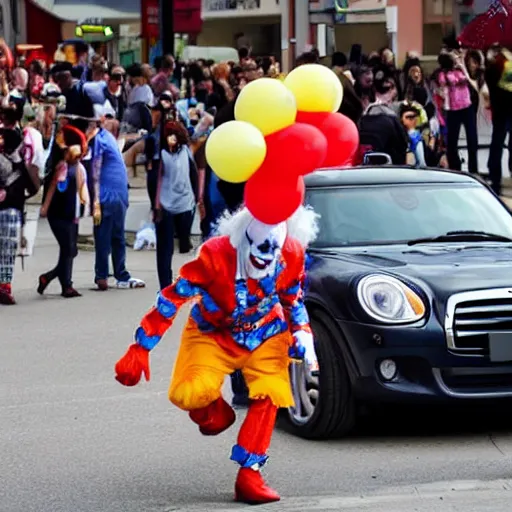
[281,311,356,439]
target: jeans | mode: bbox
[446,107,478,174]
[93,200,131,282]
[488,115,512,196]
[155,208,194,290]
[146,162,159,212]
[47,217,78,290]
[230,370,249,404]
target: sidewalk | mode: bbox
[26,166,512,253]
[501,177,512,200]
[27,172,201,250]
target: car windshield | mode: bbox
[306,183,512,247]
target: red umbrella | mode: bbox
[458,0,512,50]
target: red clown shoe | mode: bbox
[231,397,280,504]
[189,397,236,436]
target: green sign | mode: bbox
[75,24,114,41]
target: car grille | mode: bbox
[446,289,512,354]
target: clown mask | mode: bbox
[240,219,287,280]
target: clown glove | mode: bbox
[291,331,319,374]
[115,344,150,387]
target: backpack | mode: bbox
[357,105,408,166]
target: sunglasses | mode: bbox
[110,74,123,81]
[404,114,418,120]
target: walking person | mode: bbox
[0,103,40,305]
[153,120,197,290]
[38,125,89,298]
[88,113,145,291]
[435,51,478,174]
[485,45,512,196]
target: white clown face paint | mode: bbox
[243,219,287,280]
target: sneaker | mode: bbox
[62,287,82,298]
[116,277,146,289]
[95,279,109,291]
[37,274,51,295]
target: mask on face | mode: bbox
[239,219,287,280]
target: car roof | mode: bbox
[304,166,482,188]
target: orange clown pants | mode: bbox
[168,318,295,411]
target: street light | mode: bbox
[160,0,174,56]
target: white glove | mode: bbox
[293,331,318,371]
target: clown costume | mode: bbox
[115,205,319,504]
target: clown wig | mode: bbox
[215,205,320,250]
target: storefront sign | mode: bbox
[141,0,160,39]
[175,0,202,34]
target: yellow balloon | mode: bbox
[234,78,297,135]
[205,121,267,183]
[284,64,344,113]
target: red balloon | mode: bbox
[245,162,305,224]
[296,111,360,168]
[264,123,328,178]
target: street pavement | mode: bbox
[3,219,512,512]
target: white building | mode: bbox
[198,0,281,56]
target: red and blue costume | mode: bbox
[115,210,318,504]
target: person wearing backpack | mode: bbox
[357,74,409,166]
[152,121,198,290]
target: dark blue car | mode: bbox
[285,166,512,439]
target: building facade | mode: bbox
[294,0,458,67]
[0,0,27,48]
[198,0,281,56]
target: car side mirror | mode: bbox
[363,152,392,166]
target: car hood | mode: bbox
[319,243,512,300]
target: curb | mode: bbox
[78,233,203,252]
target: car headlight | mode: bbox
[357,274,426,324]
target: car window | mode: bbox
[306,184,512,247]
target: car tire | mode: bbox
[280,311,356,439]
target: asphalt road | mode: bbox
[3,220,512,512]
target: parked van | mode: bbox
[180,46,239,63]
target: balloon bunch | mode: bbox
[205,64,360,224]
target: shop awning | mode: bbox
[53,0,139,22]
[33,0,203,32]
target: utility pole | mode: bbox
[160,0,175,56]
[286,0,297,73]
[295,1,310,61]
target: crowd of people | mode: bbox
[0,28,510,408]
[0,38,511,306]
[328,41,510,194]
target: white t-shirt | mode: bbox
[23,126,45,178]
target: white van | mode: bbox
[180,46,239,63]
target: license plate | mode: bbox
[489,333,512,362]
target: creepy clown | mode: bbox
[114,205,319,504]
